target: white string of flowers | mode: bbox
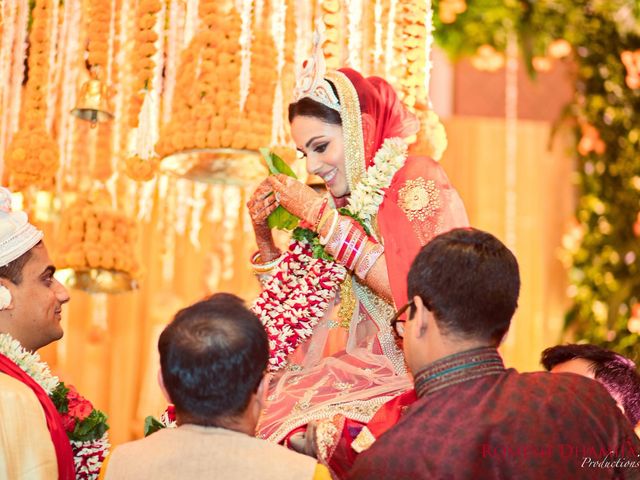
[238,0,253,111]
[0,0,16,172]
[0,333,59,394]
[345,137,408,230]
[347,0,363,71]
[270,0,286,146]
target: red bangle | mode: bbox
[337,225,356,261]
[313,198,329,231]
[345,233,365,270]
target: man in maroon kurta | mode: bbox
[350,228,640,480]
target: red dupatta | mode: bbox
[0,352,75,479]
[333,68,468,307]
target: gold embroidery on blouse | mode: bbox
[398,178,441,222]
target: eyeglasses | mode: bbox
[390,300,415,339]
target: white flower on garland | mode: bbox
[0,333,59,393]
[346,137,408,228]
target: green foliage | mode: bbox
[143,415,165,437]
[259,148,300,231]
[292,227,335,261]
[51,382,70,414]
[434,0,640,359]
[73,409,109,442]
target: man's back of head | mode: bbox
[542,343,640,426]
[407,227,520,346]
[158,293,269,429]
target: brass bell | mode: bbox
[70,79,114,125]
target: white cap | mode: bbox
[0,187,44,267]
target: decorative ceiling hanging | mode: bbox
[70,0,113,125]
[55,190,139,294]
[156,0,276,185]
[5,0,59,191]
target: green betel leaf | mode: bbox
[259,148,300,230]
[143,415,165,437]
[260,148,297,178]
[268,205,300,230]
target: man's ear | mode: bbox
[0,280,14,311]
[157,368,172,403]
[255,375,267,408]
[412,295,429,337]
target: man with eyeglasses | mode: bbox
[350,228,640,479]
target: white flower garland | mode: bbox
[345,137,408,230]
[0,333,59,394]
[0,332,109,480]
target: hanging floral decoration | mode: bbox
[156,0,276,157]
[55,193,140,278]
[5,0,59,191]
[396,1,427,110]
[86,0,111,77]
[321,0,341,70]
[129,0,162,128]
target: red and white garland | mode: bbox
[252,240,346,371]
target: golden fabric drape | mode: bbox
[39,117,575,445]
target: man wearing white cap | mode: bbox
[0,186,74,479]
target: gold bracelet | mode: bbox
[319,210,340,245]
[250,251,285,274]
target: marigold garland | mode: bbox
[129,0,162,128]
[86,0,111,76]
[321,0,341,70]
[56,195,140,278]
[5,0,59,191]
[396,1,427,109]
[156,1,277,157]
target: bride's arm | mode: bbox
[317,212,394,303]
[247,180,282,263]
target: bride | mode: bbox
[247,31,468,477]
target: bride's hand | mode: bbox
[267,174,326,230]
[247,180,280,261]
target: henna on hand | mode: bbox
[267,174,325,228]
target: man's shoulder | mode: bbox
[516,369,610,397]
[0,372,40,402]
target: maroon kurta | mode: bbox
[349,347,640,480]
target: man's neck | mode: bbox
[176,412,256,436]
[416,337,490,373]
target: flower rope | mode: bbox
[251,240,346,371]
[344,137,408,229]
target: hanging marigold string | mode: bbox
[128,0,161,128]
[5,0,59,191]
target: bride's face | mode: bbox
[291,115,349,198]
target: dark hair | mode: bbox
[407,228,520,345]
[541,344,640,425]
[0,240,42,284]
[158,293,269,424]
[288,81,342,125]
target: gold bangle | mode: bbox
[319,210,340,245]
[251,251,284,273]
